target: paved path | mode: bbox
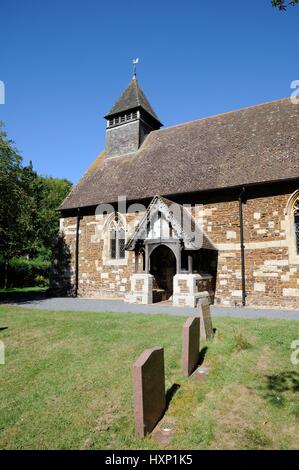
[6,297,299,320]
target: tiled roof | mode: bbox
[60,98,299,210]
[105,77,161,123]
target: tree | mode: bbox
[0,122,72,288]
[16,162,72,260]
[19,161,42,258]
[272,0,299,10]
[33,176,72,260]
[0,122,30,286]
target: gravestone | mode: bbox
[133,347,166,437]
[182,316,200,376]
[197,293,213,340]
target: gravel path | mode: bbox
[6,297,299,320]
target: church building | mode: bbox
[56,70,299,309]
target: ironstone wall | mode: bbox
[57,188,299,308]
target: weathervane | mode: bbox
[132,58,139,78]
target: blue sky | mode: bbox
[0,0,298,184]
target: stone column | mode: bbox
[188,255,193,274]
[125,273,153,304]
[173,273,212,307]
[135,251,139,273]
[176,248,181,274]
[145,244,149,274]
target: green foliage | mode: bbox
[0,122,30,265]
[34,176,72,258]
[0,122,72,286]
[19,163,72,260]
[0,257,51,288]
[272,0,299,10]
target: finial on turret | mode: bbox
[132,58,139,79]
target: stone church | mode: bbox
[56,71,299,309]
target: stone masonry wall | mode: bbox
[196,191,299,308]
[60,189,299,308]
[60,213,141,298]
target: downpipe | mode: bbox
[239,187,246,306]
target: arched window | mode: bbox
[285,191,299,264]
[294,200,299,255]
[119,224,126,259]
[108,216,126,260]
[109,222,117,259]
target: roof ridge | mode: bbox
[134,79,141,107]
[153,96,290,135]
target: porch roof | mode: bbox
[125,196,216,251]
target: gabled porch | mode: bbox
[125,196,218,307]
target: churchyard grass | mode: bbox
[0,287,47,293]
[0,305,299,450]
[0,287,48,302]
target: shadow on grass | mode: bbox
[198,346,208,367]
[263,371,299,407]
[164,347,209,413]
[165,383,181,412]
[0,289,50,305]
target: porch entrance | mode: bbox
[149,245,176,303]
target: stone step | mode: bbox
[153,288,168,303]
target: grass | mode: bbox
[0,305,299,450]
[0,287,48,303]
[0,287,47,293]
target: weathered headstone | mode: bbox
[182,316,200,376]
[197,294,213,340]
[133,347,166,437]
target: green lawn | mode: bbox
[0,287,48,303]
[0,287,47,293]
[0,305,299,450]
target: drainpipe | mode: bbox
[74,207,80,297]
[239,187,246,306]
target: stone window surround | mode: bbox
[102,212,128,266]
[285,189,299,264]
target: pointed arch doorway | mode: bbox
[149,244,177,302]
